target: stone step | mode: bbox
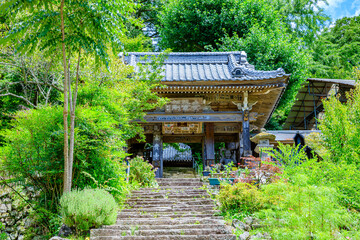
[120,206,215,213]
[135,186,204,190]
[131,189,206,194]
[131,191,207,196]
[157,183,204,187]
[90,177,235,240]
[117,210,219,218]
[115,218,225,226]
[117,213,221,219]
[92,228,231,237]
[156,178,201,182]
[130,194,208,199]
[101,224,227,231]
[126,199,214,206]
[127,203,214,209]
[129,193,210,199]
[157,179,202,182]
[90,234,236,240]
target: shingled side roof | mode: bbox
[122,51,287,82]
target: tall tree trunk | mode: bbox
[68,47,81,190]
[60,0,70,193]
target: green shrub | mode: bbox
[217,182,264,214]
[129,156,156,187]
[24,208,62,240]
[267,143,360,210]
[295,160,360,210]
[319,84,360,166]
[0,106,130,209]
[60,188,118,235]
[257,180,358,240]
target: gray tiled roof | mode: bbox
[122,51,287,82]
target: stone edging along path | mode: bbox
[90,178,236,240]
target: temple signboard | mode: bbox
[162,122,203,134]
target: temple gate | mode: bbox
[124,52,289,178]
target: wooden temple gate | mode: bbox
[124,52,290,178]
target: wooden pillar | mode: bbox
[238,131,243,162]
[204,123,215,166]
[242,110,252,156]
[153,127,163,178]
[202,138,206,171]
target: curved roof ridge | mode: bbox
[122,51,289,82]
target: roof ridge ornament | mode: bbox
[228,53,286,78]
[228,53,255,78]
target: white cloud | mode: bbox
[317,0,346,10]
[354,8,360,16]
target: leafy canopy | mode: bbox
[319,84,360,166]
[0,0,134,64]
[272,0,329,45]
[159,0,281,51]
[311,15,360,79]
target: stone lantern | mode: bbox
[250,128,276,160]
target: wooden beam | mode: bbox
[143,113,242,123]
[215,135,238,142]
[142,112,258,123]
[214,123,240,133]
[163,135,203,143]
[205,123,215,166]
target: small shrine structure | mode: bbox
[124,52,290,177]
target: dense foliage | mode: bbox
[311,16,360,79]
[257,181,358,239]
[60,188,118,235]
[0,48,62,145]
[0,52,166,237]
[272,0,329,45]
[159,0,328,51]
[219,146,360,239]
[0,105,128,208]
[129,156,157,187]
[0,0,133,61]
[218,85,360,239]
[217,182,264,214]
[159,0,280,52]
[319,84,360,165]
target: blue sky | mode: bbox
[318,0,360,21]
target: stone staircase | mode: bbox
[90,178,235,240]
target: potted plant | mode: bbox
[210,163,222,178]
[202,165,211,177]
[209,162,236,185]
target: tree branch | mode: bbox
[4,81,63,92]
[0,92,37,108]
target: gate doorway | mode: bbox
[163,143,193,167]
[162,143,201,178]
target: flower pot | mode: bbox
[209,178,236,185]
[202,171,210,176]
